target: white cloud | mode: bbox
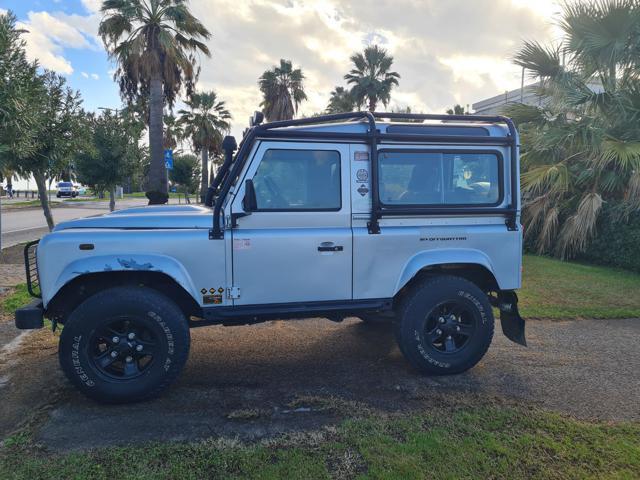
[81,72,89,78]
[186,0,555,135]
[8,0,558,135]
[16,9,102,75]
[91,73,99,80]
[81,0,103,14]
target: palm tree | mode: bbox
[258,59,307,121]
[504,0,640,259]
[325,86,356,113]
[99,0,211,205]
[446,104,468,115]
[178,90,231,203]
[163,113,183,150]
[345,45,400,112]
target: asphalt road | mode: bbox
[0,198,150,248]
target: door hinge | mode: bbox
[227,286,241,299]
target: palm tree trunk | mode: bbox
[200,148,209,204]
[368,97,376,112]
[34,171,54,231]
[147,73,168,205]
[109,188,116,212]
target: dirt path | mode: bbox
[1,314,637,451]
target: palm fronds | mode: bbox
[344,45,400,112]
[258,59,307,122]
[556,192,603,258]
[515,0,640,258]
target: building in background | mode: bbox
[472,84,542,115]
[473,81,602,115]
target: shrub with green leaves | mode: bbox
[504,0,640,259]
[578,204,640,272]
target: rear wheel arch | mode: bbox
[46,271,202,323]
[393,263,498,310]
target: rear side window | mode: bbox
[252,149,341,211]
[378,151,502,206]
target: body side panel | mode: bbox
[38,228,225,308]
[351,142,521,299]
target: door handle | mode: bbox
[318,244,343,252]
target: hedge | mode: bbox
[577,204,640,273]
[523,203,640,272]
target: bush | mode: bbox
[577,204,640,273]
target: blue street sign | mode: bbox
[164,149,174,170]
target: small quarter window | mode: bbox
[379,151,501,206]
[252,149,341,211]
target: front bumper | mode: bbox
[15,299,44,329]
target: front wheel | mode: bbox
[394,275,494,375]
[59,286,190,403]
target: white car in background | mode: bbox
[55,182,78,198]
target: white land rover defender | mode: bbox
[16,112,526,403]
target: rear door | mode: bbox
[230,142,352,306]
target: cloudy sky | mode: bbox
[3,0,562,137]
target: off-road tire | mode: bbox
[394,275,494,375]
[59,286,190,403]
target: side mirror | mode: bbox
[243,179,257,212]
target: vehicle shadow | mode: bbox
[31,317,533,451]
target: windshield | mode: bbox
[58,182,73,187]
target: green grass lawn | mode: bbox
[519,255,640,319]
[1,404,638,479]
[124,191,184,199]
[2,200,65,209]
[2,284,31,314]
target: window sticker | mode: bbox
[233,238,251,250]
[354,151,369,161]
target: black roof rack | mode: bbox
[210,111,518,239]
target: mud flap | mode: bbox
[495,291,527,346]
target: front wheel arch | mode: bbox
[47,271,202,324]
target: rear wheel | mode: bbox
[394,275,494,375]
[59,286,190,403]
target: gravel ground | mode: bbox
[0,314,637,451]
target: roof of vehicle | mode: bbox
[294,120,509,137]
[264,119,510,138]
